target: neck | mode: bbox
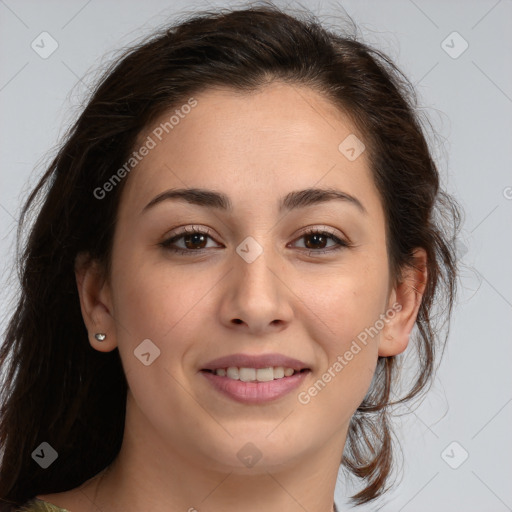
[80,391,345,512]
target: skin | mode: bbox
[38,81,426,512]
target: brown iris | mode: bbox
[303,233,328,249]
[183,233,208,250]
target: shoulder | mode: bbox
[15,498,70,512]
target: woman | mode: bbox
[0,3,460,511]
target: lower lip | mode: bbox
[200,370,311,404]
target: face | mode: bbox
[84,82,406,473]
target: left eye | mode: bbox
[160,227,349,255]
[291,229,347,252]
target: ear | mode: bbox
[379,248,427,357]
[75,252,117,352]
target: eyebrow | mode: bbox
[141,186,367,215]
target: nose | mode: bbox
[218,242,294,335]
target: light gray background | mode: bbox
[1,1,511,511]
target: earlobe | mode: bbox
[379,248,427,357]
[75,252,117,352]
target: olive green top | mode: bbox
[16,498,69,512]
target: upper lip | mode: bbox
[201,353,310,371]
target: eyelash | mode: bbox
[159,225,351,257]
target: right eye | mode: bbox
[159,226,223,255]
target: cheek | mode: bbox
[295,255,389,343]
[109,251,223,393]
[296,280,383,427]
[108,256,213,423]
[293,258,388,412]
[110,249,209,336]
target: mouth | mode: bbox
[199,366,311,404]
[201,352,311,374]
[199,353,312,403]
[200,367,311,382]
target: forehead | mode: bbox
[118,81,380,218]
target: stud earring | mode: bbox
[94,333,106,342]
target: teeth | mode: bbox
[213,366,300,381]
[274,367,285,379]
[239,368,256,382]
[226,367,239,379]
[256,367,275,381]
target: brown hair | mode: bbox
[0,3,460,508]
